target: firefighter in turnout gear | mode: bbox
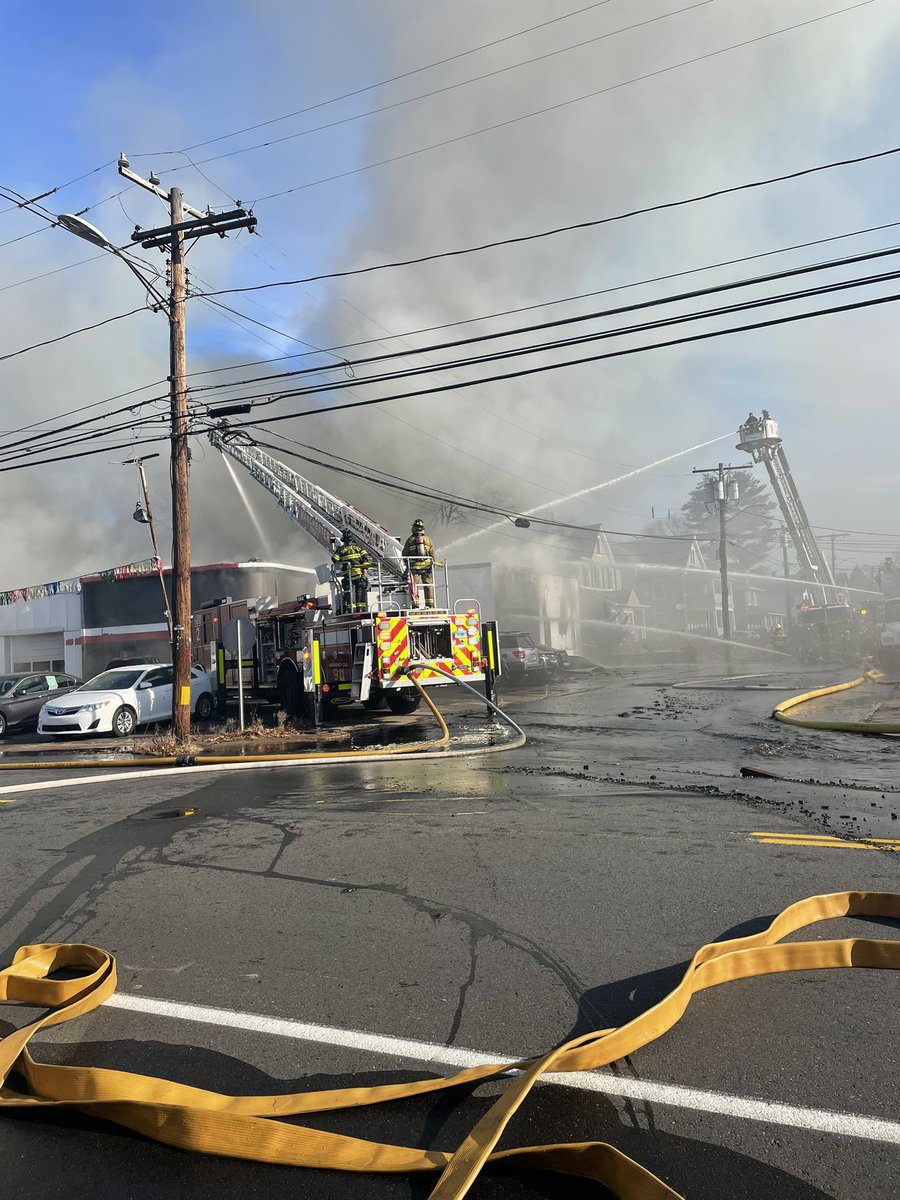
[331,529,371,613]
[403,518,440,608]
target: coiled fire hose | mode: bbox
[2,891,898,1198]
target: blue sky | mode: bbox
[2,0,899,584]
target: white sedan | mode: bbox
[38,664,216,737]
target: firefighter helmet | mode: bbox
[342,528,354,542]
[412,518,425,531]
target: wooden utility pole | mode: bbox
[168,187,192,743]
[693,461,752,668]
[115,153,257,743]
[781,528,793,635]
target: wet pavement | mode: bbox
[1,661,898,1199]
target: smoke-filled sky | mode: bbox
[2,0,898,588]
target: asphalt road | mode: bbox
[1,664,898,1199]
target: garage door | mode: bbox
[11,632,65,673]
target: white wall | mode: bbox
[0,593,84,675]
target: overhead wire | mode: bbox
[214,286,900,431]
[250,2,875,205]
[137,1,618,157]
[185,242,900,399]
[162,215,900,390]
[188,264,900,417]
[197,142,900,299]
[160,2,715,172]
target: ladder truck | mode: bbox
[736,411,838,607]
[192,426,498,724]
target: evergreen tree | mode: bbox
[677,472,780,571]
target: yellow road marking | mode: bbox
[752,831,900,850]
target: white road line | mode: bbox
[104,993,900,1145]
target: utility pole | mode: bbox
[116,153,257,742]
[693,461,752,667]
[125,453,172,641]
[781,527,793,635]
[168,186,191,742]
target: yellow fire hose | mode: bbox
[773,672,900,735]
[2,891,898,1198]
[0,672,522,772]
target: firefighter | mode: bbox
[770,624,787,651]
[403,518,440,608]
[331,529,370,613]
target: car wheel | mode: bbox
[0,712,6,737]
[195,692,215,720]
[111,705,137,738]
[384,691,422,715]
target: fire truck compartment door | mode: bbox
[351,642,374,702]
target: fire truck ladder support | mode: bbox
[736,413,837,605]
[208,428,406,585]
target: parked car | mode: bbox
[38,664,216,738]
[536,644,569,675]
[0,672,81,737]
[498,631,547,684]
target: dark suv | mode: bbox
[0,672,81,737]
[498,631,547,683]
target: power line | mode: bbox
[198,143,900,300]
[163,3,714,172]
[189,264,900,419]
[162,216,900,390]
[218,287,900,430]
[141,1,617,158]
[188,243,900,399]
[251,3,874,205]
[233,429,711,540]
[0,306,150,365]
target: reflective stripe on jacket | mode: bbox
[331,543,370,580]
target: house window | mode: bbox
[746,590,761,607]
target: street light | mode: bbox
[56,214,167,308]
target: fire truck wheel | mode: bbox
[384,691,421,716]
[277,668,302,715]
[362,694,386,712]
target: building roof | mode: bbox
[606,537,704,569]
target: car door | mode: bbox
[8,674,51,727]
[143,666,174,721]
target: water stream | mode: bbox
[220,454,273,556]
[444,432,732,552]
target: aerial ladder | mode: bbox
[195,426,497,723]
[736,411,837,606]
[209,425,410,606]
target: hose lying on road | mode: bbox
[773,673,900,735]
[0,672,523,771]
[3,891,898,1199]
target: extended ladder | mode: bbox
[209,429,406,584]
[736,413,836,604]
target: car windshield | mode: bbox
[80,669,144,692]
[885,598,900,623]
[0,676,22,695]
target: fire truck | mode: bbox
[191,427,498,723]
